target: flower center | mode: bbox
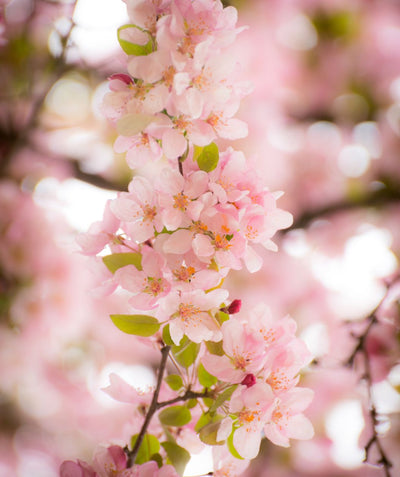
[173,266,196,282]
[173,192,189,211]
[143,277,163,296]
[142,204,157,222]
[178,303,201,322]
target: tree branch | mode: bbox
[345,277,400,476]
[127,345,171,467]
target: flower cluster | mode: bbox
[68,0,314,475]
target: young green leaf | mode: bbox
[227,429,244,460]
[205,340,224,356]
[161,441,190,476]
[198,363,217,388]
[130,434,160,465]
[116,113,155,136]
[102,252,142,273]
[117,24,153,56]
[196,142,219,172]
[209,385,237,413]
[198,418,225,446]
[165,374,183,391]
[110,314,160,336]
[159,405,191,427]
[172,337,200,368]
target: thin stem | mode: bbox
[157,389,211,410]
[127,345,171,467]
[345,277,399,476]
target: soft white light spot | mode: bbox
[353,122,382,159]
[337,144,370,177]
[268,124,304,152]
[307,121,342,151]
[300,323,329,358]
[73,0,127,28]
[46,78,91,121]
[283,229,310,257]
[325,400,365,469]
[88,362,156,407]
[34,178,117,231]
[311,227,398,319]
[372,381,400,414]
[277,14,318,51]
[390,77,400,102]
[184,446,213,476]
[386,103,400,136]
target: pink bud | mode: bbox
[108,73,133,85]
[108,445,127,471]
[241,373,256,388]
[227,299,242,314]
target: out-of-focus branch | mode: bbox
[345,276,400,477]
[286,179,400,232]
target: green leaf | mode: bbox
[117,24,154,56]
[198,363,217,388]
[196,142,219,172]
[102,252,142,273]
[165,374,183,391]
[215,311,229,325]
[162,324,174,346]
[198,417,225,446]
[150,453,163,468]
[161,441,190,476]
[209,385,237,413]
[159,405,191,427]
[172,337,200,368]
[227,429,244,460]
[186,399,198,409]
[110,314,160,336]
[116,112,155,136]
[130,434,160,465]
[206,340,224,356]
[195,412,213,432]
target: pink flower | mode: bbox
[156,167,208,230]
[60,460,96,477]
[114,133,163,169]
[263,387,314,448]
[110,177,164,243]
[229,383,275,459]
[115,246,171,310]
[157,288,228,344]
[202,317,265,383]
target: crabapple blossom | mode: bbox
[64,0,314,475]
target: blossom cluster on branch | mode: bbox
[62,1,314,476]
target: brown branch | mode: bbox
[127,345,171,467]
[126,345,212,467]
[286,180,400,232]
[345,277,400,476]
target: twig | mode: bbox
[285,180,400,232]
[126,345,211,467]
[345,278,399,476]
[127,345,171,466]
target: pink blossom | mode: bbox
[229,383,275,459]
[157,288,228,344]
[156,167,208,230]
[202,317,265,383]
[110,177,164,243]
[263,387,314,448]
[115,246,171,310]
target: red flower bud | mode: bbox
[241,373,256,388]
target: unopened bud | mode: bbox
[241,373,256,388]
[227,299,241,314]
[108,73,133,85]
